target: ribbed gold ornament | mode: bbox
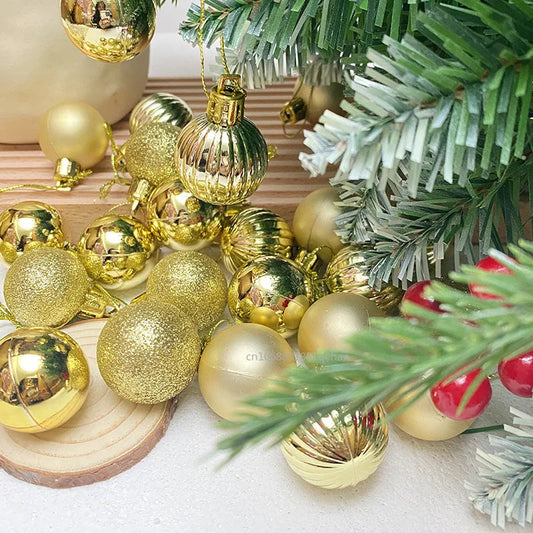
[147,180,224,251]
[325,246,404,315]
[129,92,193,133]
[281,404,388,489]
[175,75,269,205]
[220,207,294,274]
[97,299,201,404]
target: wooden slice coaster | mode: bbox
[0,319,177,488]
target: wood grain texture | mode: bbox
[0,320,177,489]
[0,78,333,239]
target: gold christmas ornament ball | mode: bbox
[147,180,224,251]
[78,214,158,291]
[220,207,294,274]
[97,299,201,404]
[4,247,90,328]
[298,293,384,355]
[146,251,227,334]
[198,323,295,421]
[325,246,404,316]
[129,92,193,133]
[297,80,345,125]
[38,102,109,169]
[61,0,156,63]
[282,404,388,489]
[0,327,90,433]
[292,187,345,263]
[0,201,66,263]
[176,75,268,205]
[228,256,314,338]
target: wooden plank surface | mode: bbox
[0,78,332,240]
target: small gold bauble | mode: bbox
[325,246,404,316]
[0,328,89,433]
[97,299,201,404]
[145,251,227,334]
[198,323,295,421]
[60,0,156,63]
[298,293,384,355]
[282,404,388,489]
[129,92,193,133]
[147,180,224,251]
[296,80,345,125]
[228,256,314,337]
[38,102,109,169]
[0,201,66,263]
[220,207,294,274]
[78,214,158,290]
[4,247,90,328]
[292,187,345,263]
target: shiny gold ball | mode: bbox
[298,293,384,355]
[129,92,193,133]
[0,201,66,263]
[292,187,345,263]
[60,0,156,63]
[220,207,294,274]
[38,102,109,168]
[78,214,158,290]
[4,247,90,328]
[297,80,345,125]
[0,327,90,433]
[198,323,295,421]
[325,246,404,316]
[147,180,224,251]
[282,404,388,489]
[145,251,227,334]
[228,256,314,338]
[97,299,201,404]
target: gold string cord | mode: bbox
[0,170,91,194]
[0,303,22,328]
[99,124,131,199]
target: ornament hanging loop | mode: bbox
[0,302,22,329]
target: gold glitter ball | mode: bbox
[146,251,227,334]
[97,299,201,404]
[4,247,90,328]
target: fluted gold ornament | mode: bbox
[0,327,89,433]
[97,299,201,404]
[325,246,404,315]
[61,0,156,63]
[298,293,384,355]
[78,214,157,291]
[198,323,295,421]
[4,247,90,328]
[129,92,193,133]
[147,180,224,251]
[220,207,294,273]
[0,202,66,263]
[145,251,227,334]
[175,75,268,205]
[228,256,316,337]
[282,404,388,489]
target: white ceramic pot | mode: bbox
[0,0,149,144]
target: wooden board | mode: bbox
[0,320,177,488]
[0,78,333,240]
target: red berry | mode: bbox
[498,351,533,398]
[430,369,492,421]
[469,257,512,300]
[402,280,444,317]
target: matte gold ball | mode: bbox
[292,187,344,263]
[4,247,90,328]
[78,214,158,290]
[38,102,109,168]
[298,293,385,355]
[0,328,90,433]
[0,201,66,263]
[146,251,227,334]
[297,80,345,125]
[198,323,295,420]
[147,180,224,251]
[97,299,201,404]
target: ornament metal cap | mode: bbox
[128,178,152,212]
[279,96,307,124]
[206,75,247,127]
[54,158,81,189]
